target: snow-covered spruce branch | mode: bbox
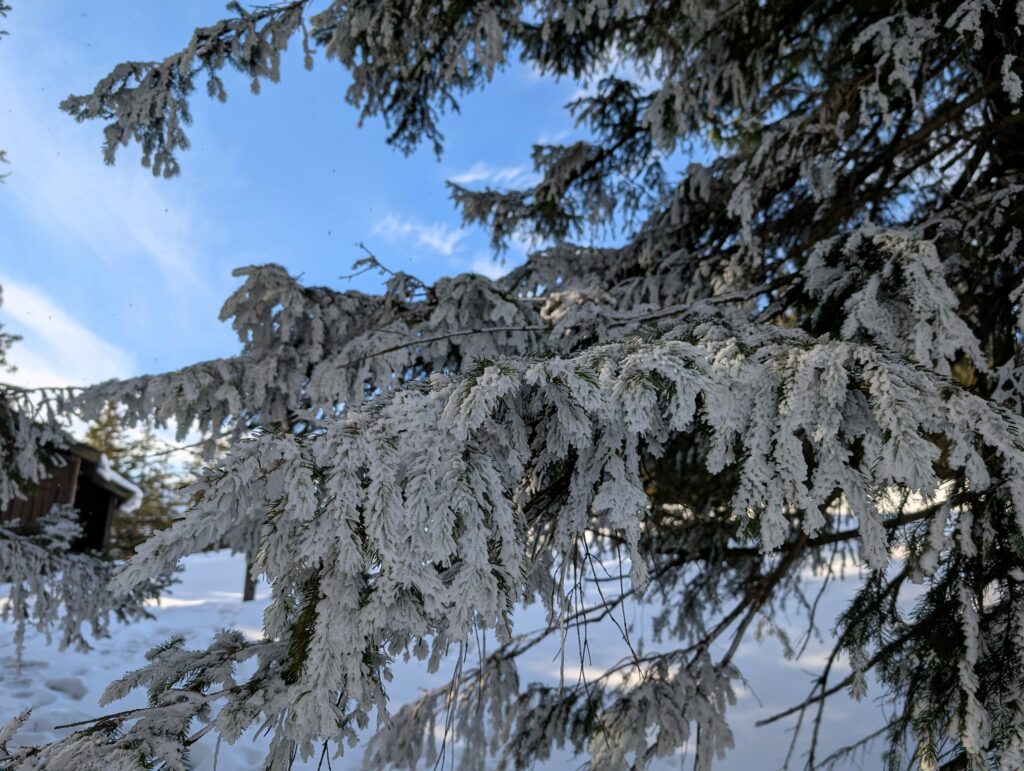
[14,318,1024,767]
[60,0,312,178]
[0,505,170,660]
[364,537,814,771]
[71,207,986,446]
[70,263,550,444]
[0,386,71,512]
[0,633,287,770]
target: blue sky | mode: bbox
[0,1,581,387]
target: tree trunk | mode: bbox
[242,552,256,602]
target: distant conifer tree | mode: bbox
[84,404,185,559]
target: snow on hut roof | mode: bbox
[69,442,143,513]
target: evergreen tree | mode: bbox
[84,404,186,559]
[3,1,1024,769]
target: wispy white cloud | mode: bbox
[370,214,468,257]
[0,52,206,290]
[470,256,511,280]
[569,49,662,103]
[450,162,534,188]
[0,277,135,388]
[536,128,573,146]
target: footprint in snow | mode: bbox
[14,690,56,708]
[44,677,88,701]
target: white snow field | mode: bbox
[1,550,886,770]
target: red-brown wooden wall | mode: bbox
[1,456,81,525]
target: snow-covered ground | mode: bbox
[1,551,888,769]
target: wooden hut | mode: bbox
[1,442,141,553]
